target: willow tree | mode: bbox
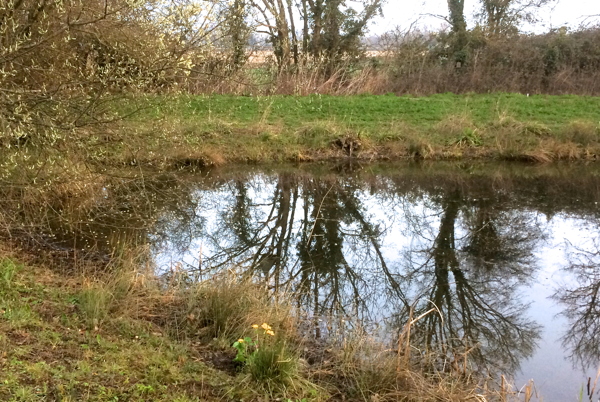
[0,0,126,143]
[0,0,221,144]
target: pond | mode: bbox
[10,162,600,401]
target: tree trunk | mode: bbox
[447,0,467,67]
[286,0,299,66]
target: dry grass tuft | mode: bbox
[435,114,478,138]
[562,120,599,146]
[521,149,554,164]
[295,122,342,148]
[166,149,225,170]
[163,271,295,344]
[521,122,552,138]
[407,139,435,159]
[542,139,582,160]
[306,317,492,402]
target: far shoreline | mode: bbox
[103,93,600,168]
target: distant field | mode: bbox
[145,93,600,128]
[246,49,390,64]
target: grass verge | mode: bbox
[0,247,505,401]
[2,94,599,181]
[91,93,600,168]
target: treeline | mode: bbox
[376,25,600,95]
[1,0,600,141]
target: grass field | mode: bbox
[99,93,600,168]
[0,257,238,402]
[151,93,600,128]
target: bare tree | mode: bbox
[248,0,382,70]
[250,0,294,67]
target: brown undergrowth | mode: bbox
[113,116,600,167]
[23,115,587,177]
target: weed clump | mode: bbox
[563,120,599,146]
[526,123,552,137]
[165,273,293,344]
[296,122,340,148]
[408,140,434,159]
[0,258,19,290]
[452,128,483,147]
[248,341,299,388]
[436,114,477,138]
[77,283,114,327]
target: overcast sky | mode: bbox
[368,0,600,35]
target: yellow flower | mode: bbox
[237,338,245,343]
[266,330,275,336]
[251,324,259,329]
[261,323,272,331]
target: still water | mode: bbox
[25,162,600,401]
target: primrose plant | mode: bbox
[233,322,275,363]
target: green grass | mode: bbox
[0,257,236,402]
[131,93,599,127]
[93,93,600,167]
[130,93,600,130]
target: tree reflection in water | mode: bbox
[397,185,543,375]
[4,163,600,394]
[16,163,600,382]
[168,170,548,378]
[193,173,409,328]
[554,239,600,370]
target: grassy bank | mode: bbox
[89,92,600,168]
[0,249,492,402]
